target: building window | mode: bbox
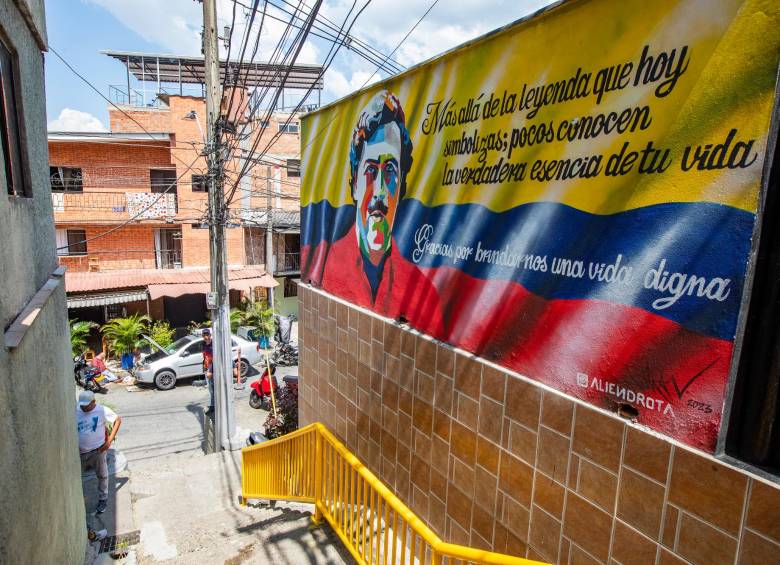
[154,227,182,269]
[150,169,177,193]
[286,159,300,177]
[278,122,299,134]
[284,278,298,298]
[259,120,269,129]
[0,38,27,197]
[50,166,83,192]
[192,174,209,192]
[56,228,87,256]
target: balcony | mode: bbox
[52,191,177,223]
[276,252,300,274]
[58,249,182,272]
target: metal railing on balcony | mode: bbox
[109,84,205,108]
[52,191,178,222]
[58,249,182,272]
[241,423,547,565]
[277,252,300,273]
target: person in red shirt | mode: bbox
[202,330,214,414]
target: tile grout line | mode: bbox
[573,450,620,480]
[733,478,752,564]
[743,525,780,547]
[656,442,676,565]
[607,423,628,563]
[557,400,575,564]
[525,385,545,560]
[621,461,667,488]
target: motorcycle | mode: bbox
[248,366,279,410]
[271,343,298,367]
[73,354,108,394]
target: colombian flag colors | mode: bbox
[300,0,780,452]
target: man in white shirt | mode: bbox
[76,390,121,514]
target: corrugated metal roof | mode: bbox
[67,289,148,308]
[65,266,271,293]
[241,209,300,229]
[101,50,324,90]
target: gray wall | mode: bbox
[0,1,86,563]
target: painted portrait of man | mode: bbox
[348,90,414,301]
[302,90,443,336]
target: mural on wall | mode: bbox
[300,0,780,451]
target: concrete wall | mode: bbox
[0,1,86,563]
[273,276,298,317]
[299,285,780,564]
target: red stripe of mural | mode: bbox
[302,241,731,451]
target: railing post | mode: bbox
[313,429,323,525]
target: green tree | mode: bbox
[70,320,98,356]
[149,320,175,349]
[243,300,275,340]
[101,314,150,356]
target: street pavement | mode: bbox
[81,353,352,565]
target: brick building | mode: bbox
[56,52,323,326]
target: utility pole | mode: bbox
[203,0,240,450]
[265,165,274,308]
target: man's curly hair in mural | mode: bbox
[348,90,414,299]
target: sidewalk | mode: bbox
[83,440,352,564]
[130,448,352,564]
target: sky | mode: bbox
[45,0,556,131]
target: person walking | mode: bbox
[202,329,214,414]
[76,390,121,514]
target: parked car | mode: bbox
[134,333,261,390]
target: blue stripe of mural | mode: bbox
[301,198,755,340]
[300,199,355,247]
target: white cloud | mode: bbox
[48,108,107,132]
[84,0,555,105]
[325,68,380,99]
[86,0,202,54]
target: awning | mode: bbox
[67,290,148,309]
[147,275,278,300]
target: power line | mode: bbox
[227,0,373,203]
[232,0,404,75]
[301,0,440,154]
[224,0,327,201]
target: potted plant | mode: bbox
[70,319,98,357]
[101,314,150,369]
[243,300,275,348]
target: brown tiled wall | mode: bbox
[298,286,780,565]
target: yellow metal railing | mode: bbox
[241,423,548,565]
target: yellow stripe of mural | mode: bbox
[302,0,779,215]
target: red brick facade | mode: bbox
[52,93,302,273]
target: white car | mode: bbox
[135,333,261,390]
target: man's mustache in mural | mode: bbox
[367,199,388,218]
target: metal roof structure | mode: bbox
[48,132,170,142]
[101,50,325,90]
[241,209,300,231]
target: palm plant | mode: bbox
[243,300,275,340]
[101,314,151,356]
[70,320,98,356]
[229,308,244,333]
